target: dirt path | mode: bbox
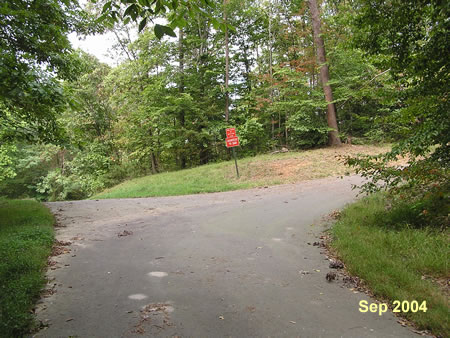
[34,176,416,337]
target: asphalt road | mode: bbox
[35,176,417,337]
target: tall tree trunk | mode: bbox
[178,27,186,168]
[148,129,159,174]
[308,0,341,146]
[224,0,230,121]
[243,44,251,91]
[139,77,159,173]
[150,151,158,174]
[197,16,208,97]
[285,112,288,146]
[268,3,275,143]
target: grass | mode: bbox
[94,144,392,199]
[331,194,449,337]
[0,199,54,337]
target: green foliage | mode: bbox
[0,0,97,137]
[100,0,221,37]
[0,142,117,201]
[0,144,16,182]
[327,46,397,142]
[348,0,449,178]
[0,0,103,191]
[237,117,267,154]
[3,0,446,202]
[0,199,54,336]
[342,0,449,231]
[0,144,59,199]
[35,142,115,201]
[346,153,449,229]
[61,51,115,148]
[37,168,85,201]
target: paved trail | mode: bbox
[35,176,416,337]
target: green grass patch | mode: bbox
[0,199,54,337]
[94,145,391,199]
[331,194,449,337]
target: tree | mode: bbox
[223,0,230,121]
[352,0,449,159]
[344,0,449,228]
[100,0,220,38]
[349,0,449,171]
[62,50,115,148]
[0,0,96,181]
[0,0,94,114]
[308,0,341,146]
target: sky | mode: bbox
[68,0,123,67]
[68,0,177,66]
[68,31,118,66]
[68,22,163,67]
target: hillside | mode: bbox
[93,144,391,199]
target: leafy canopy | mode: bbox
[98,0,223,38]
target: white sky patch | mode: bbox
[68,0,170,68]
[69,31,118,66]
[68,0,119,66]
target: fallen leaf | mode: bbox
[329,260,344,269]
[326,272,336,281]
[118,230,133,237]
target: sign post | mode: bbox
[232,147,239,178]
[225,128,240,178]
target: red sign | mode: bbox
[226,128,236,138]
[226,137,240,148]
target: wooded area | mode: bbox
[1,1,449,335]
[0,0,448,215]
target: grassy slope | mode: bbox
[0,199,54,337]
[331,194,449,337]
[94,144,391,199]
